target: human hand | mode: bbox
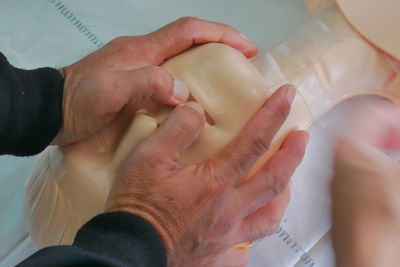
[106,85,308,267]
[331,100,400,267]
[53,17,258,145]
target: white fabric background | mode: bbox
[0,1,342,266]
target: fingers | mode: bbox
[237,185,291,243]
[207,85,296,187]
[148,17,258,61]
[236,130,308,216]
[119,66,190,106]
[136,102,205,164]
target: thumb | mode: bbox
[137,101,206,164]
[120,66,190,107]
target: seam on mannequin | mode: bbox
[48,179,63,245]
[24,149,82,247]
[96,131,109,151]
[386,56,400,76]
[313,60,333,101]
[29,176,53,245]
[258,57,315,120]
[26,153,53,223]
[332,92,400,108]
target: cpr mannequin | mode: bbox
[24,0,400,248]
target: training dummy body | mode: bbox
[24,0,400,248]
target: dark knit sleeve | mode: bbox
[1,53,168,266]
[0,52,64,156]
[18,212,168,267]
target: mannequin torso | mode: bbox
[24,0,400,248]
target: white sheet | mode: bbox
[0,1,346,266]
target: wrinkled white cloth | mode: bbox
[0,1,350,266]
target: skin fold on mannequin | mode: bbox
[24,0,400,249]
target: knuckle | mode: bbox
[265,215,282,235]
[248,228,268,241]
[210,173,229,196]
[114,36,155,60]
[251,135,271,156]
[216,212,238,235]
[179,17,201,34]
[248,224,279,241]
[227,158,247,178]
[265,224,280,236]
[134,143,163,165]
[258,171,287,200]
[146,65,164,80]
[91,88,123,121]
[267,101,290,122]
[267,211,284,230]
[175,106,203,130]
[174,114,198,136]
[94,106,115,123]
[199,161,230,197]
[145,66,173,90]
[117,38,137,54]
[100,78,129,107]
[269,178,287,199]
[268,224,280,235]
[177,16,199,27]
[133,143,153,160]
[137,66,166,100]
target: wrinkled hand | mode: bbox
[106,86,308,267]
[331,100,400,267]
[53,17,258,145]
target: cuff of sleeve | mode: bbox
[73,212,168,267]
[0,64,64,156]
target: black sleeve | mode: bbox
[0,53,167,267]
[0,52,64,156]
[18,212,168,267]
[0,53,168,266]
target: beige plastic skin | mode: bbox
[336,0,400,61]
[24,0,400,248]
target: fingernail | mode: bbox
[184,101,204,116]
[286,85,296,104]
[173,78,190,102]
[136,108,148,115]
